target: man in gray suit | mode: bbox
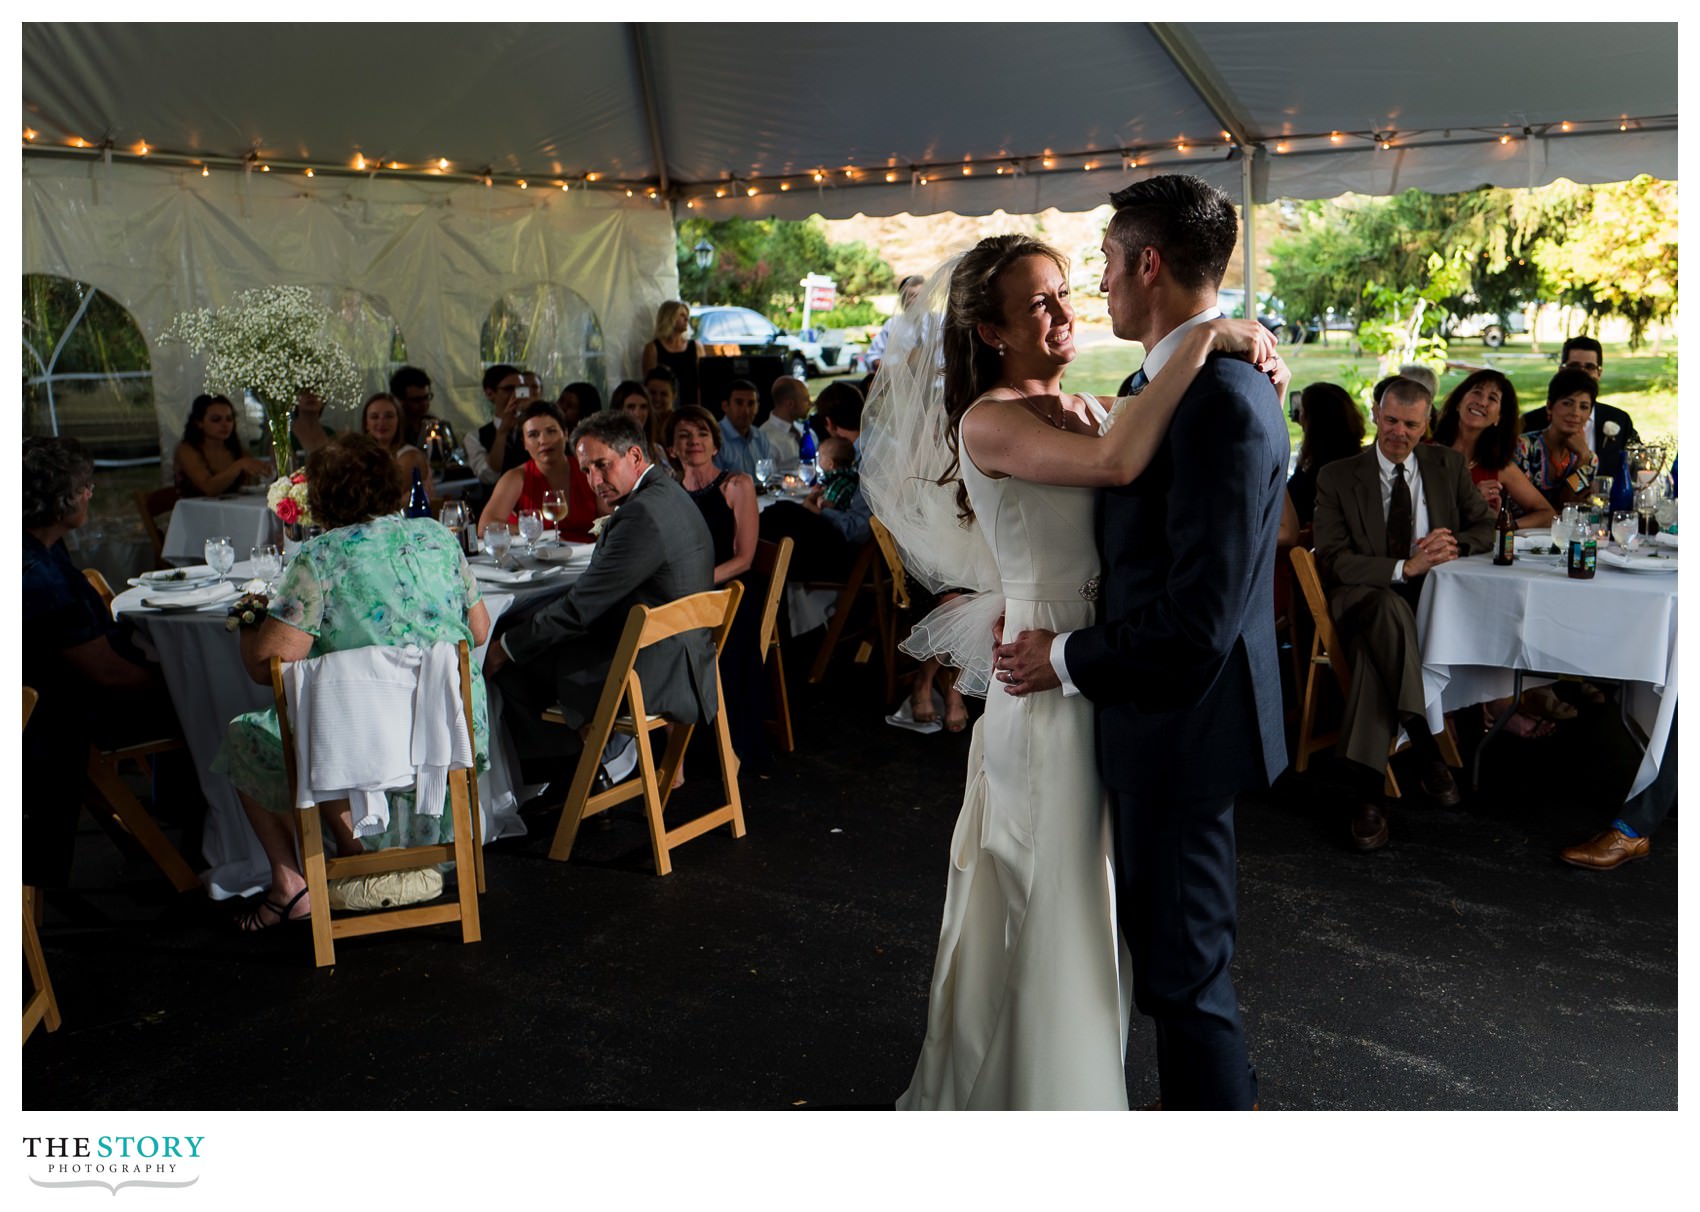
[1312,376,1494,851]
[485,411,718,783]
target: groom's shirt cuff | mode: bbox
[1050,631,1081,697]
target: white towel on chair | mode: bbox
[283,643,475,838]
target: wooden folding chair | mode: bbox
[805,538,895,700]
[75,567,201,891]
[133,486,178,569]
[23,687,64,1044]
[869,515,920,704]
[1289,548,1460,798]
[272,641,484,968]
[751,538,796,753]
[541,585,747,876]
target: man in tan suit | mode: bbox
[1312,377,1495,851]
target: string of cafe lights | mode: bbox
[22,112,1675,207]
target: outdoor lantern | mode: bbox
[693,239,715,270]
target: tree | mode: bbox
[675,216,895,321]
[1517,175,1678,348]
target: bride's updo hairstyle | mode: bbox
[939,234,1068,520]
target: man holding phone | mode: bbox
[465,363,536,486]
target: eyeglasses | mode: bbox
[1562,360,1600,372]
[404,390,434,404]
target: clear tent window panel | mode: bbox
[480,286,607,404]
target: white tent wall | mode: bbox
[21,156,679,464]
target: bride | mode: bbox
[862,235,1281,1109]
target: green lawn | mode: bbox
[1058,338,1678,451]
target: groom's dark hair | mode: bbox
[1106,174,1238,292]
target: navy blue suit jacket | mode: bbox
[1064,355,1289,800]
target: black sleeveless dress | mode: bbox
[685,470,769,764]
[652,339,701,409]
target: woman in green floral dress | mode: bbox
[214,434,491,930]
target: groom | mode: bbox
[995,174,1287,1110]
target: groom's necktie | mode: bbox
[1127,367,1149,394]
[1386,461,1414,559]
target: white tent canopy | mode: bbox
[19,21,1678,453]
[23,21,1677,217]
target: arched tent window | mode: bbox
[23,274,155,464]
[236,287,409,441]
[481,285,606,400]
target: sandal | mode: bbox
[234,886,310,933]
[944,696,969,734]
[909,690,939,726]
[1503,711,1557,740]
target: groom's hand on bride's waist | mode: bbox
[993,629,1060,696]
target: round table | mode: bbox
[113,555,584,898]
[1414,548,1677,797]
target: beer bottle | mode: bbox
[1493,493,1516,566]
[1566,513,1597,580]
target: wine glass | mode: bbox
[204,535,236,583]
[482,521,511,567]
[439,500,467,552]
[1635,485,1660,536]
[517,509,545,556]
[251,543,283,591]
[1611,510,1637,551]
[540,489,569,530]
[797,458,819,488]
[754,457,775,493]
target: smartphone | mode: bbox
[513,384,533,401]
[1288,388,1302,423]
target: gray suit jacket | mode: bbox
[504,467,719,728]
[1312,444,1495,595]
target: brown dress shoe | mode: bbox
[1559,829,1650,870]
[1418,759,1461,807]
[1351,802,1389,851]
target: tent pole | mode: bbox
[630,24,672,197]
[1241,148,1256,318]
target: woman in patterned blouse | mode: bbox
[1513,368,1600,511]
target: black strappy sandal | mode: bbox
[234,886,310,933]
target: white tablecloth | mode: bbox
[163,495,277,565]
[113,556,581,899]
[1414,551,1677,797]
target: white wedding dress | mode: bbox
[897,396,1134,1110]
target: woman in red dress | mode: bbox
[476,400,599,542]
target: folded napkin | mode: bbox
[1653,531,1678,548]
[471,563,559,584]
[142,582,238,609]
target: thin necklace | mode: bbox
[1005,384,1070,430]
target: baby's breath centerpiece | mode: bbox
[164,286,361,466]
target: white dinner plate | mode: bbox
[1514,532,1560,554]
[237,484,271,496]
[1597,548,1678,574]
[140,583,240,611]
[130,567,223,591]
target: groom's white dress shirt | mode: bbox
[1048,305,1222,696]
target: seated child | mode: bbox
[816,436,859,511]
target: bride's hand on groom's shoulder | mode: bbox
[1264,352,1292,400]
[1202,318,1277,365]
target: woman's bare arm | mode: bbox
[477,467,525,536]
[714,473,759,584]
[961,320,1275,489]
[1499,463,1556,529]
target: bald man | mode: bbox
[760,375,811,470]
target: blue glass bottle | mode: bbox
[405,467,432,519]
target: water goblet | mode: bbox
[483,521,511,567]
[204,536,236,583]
[797,458,819,488]
[1635,486,1660,536]
[754,458,775,493]
[1611,510,1637,551]
[517,509,545,556]
[251,544,283,591]
[540,489,570,529]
